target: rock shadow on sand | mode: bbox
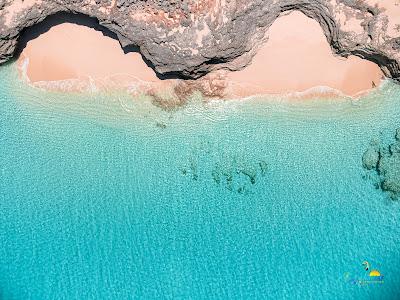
[14,11,181,80]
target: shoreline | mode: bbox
[17,64,384,103]
[17,61,386,104]
[17,12,384,101]
[18,58,384,103]
[17,56,383,103]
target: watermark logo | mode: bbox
[344,261,384,286]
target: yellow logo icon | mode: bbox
[345,261,384,285]
[369,270,381,277]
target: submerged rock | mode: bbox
[390,142,400,154]
[183,151,269,194]
[363,129,400,200]
[181,158,198,181]
[155,122,167,129]
[379,152,400,199]
[362,148,379,170]
[150,91,188,111]
[259,160,268,176]
[211,158,269,193]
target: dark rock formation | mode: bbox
[362,147,380,170]
[363,129,400,200]
[180,145,268,194]
[0,0,399,81]
[211,158,268,193]
[181,158,199,181]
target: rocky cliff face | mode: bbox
[0,0,399,81]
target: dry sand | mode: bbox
[20,23,160,83]
[226,11,383,98]
[19,11,384,98]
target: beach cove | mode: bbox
[18,11,383,100]
[1,1,400,299]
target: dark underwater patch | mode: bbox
[362,128,400,200]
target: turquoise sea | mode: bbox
[0,62,399,299]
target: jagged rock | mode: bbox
[0,0,399,81]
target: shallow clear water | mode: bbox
[0,63,399,300]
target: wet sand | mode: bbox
[226,11,383,98]
[18,11,384,98]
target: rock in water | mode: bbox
[362,148,379,170]
[379,153,400,199]
[363,129,400,200]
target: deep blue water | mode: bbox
[0,64,399,299]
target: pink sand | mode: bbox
[19,11,384,98]
[226,11,383,97]
[20,23,159,83]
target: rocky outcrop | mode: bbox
[0,0,399,81]
[362,147,380,170]
[363,129,400,200]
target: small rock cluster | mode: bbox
[181,154,269,194]
[211,159,268,194]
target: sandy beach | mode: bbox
[226,11,383,98]
[18,22,166,86]
[18,11,384,98]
